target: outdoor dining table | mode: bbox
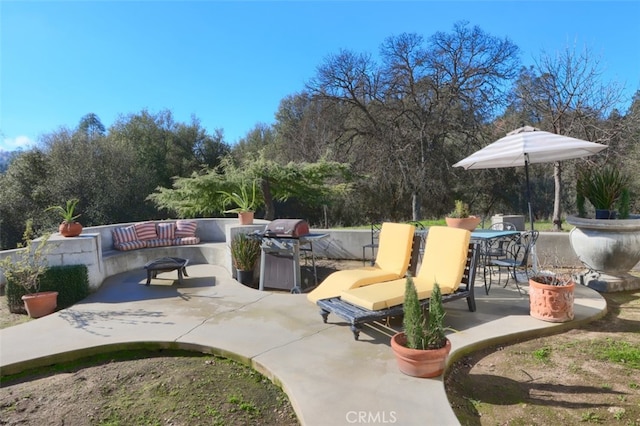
[470,229,521,294]
[470,229,520,241]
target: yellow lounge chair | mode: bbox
[317,226,480,340]
[306,222,416,303]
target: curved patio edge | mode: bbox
[0,264,607,426]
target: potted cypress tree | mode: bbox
[390,276,451,378]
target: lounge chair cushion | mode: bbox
[307,222,416,303]
[339,226,471,310]
[173,236,201,245]
[306,268,401,303]
[145,238,174,248]
[415,226,471,290]
[373,222,417,276]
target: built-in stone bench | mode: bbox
[101,242,227,279]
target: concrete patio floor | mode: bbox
[0,264,607,425]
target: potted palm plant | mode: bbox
[390,277,451,378]
[0,223,57,318]
[45,198,83,237]
[230,233,261,287]
[219,179,262,225]
[445,200,481,231]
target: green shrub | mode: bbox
[40,265,90,309]
[5,277,27,314]
[5,264,90,314]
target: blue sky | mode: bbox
[1,1,639,152]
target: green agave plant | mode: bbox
[219,179,261,214]
[576,165,630,216]
[45,198,81,223]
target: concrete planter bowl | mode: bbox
[566,215,640,292]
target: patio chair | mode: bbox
[317,226,480,340]
[361,222,382,266]
[408,221,427,263]
[485,230,539,295]
[480,222,519,292]
[307,222,416,304]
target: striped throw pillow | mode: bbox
[157,222,176,240]
[112,225,138,245]
[134,222,158,241]
[175,220,198,238]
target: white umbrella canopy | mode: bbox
[454,126,608,276]
[453,126,608,230]
[453,126,608,170]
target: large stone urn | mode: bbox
[566,215,640,292]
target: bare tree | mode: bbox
[306,22,520,221]
[514,44,625,230]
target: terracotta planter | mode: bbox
[390,333,451,378]
[445,216,481,231]
[59,222,83,237]
[529,278,574,323]
[238,212,254,225]
[21,291,58,318]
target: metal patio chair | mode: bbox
[362,222,382,266]
[485,230,539,295]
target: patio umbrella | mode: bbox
[453,126,608,230]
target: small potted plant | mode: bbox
[0,222,57,317]
[230,233,261,287]
[445,200,481,231]
[390,276,451,378]
[576,165,630,219]
[45,198,83,237]
[219,179,262,225]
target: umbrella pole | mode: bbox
[524,154,539,273]
[524,155,534,231]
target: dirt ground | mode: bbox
[1,261,639,425]
[445,289,640,426]
[0,349,298,426]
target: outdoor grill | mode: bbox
[255,219,326,293]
